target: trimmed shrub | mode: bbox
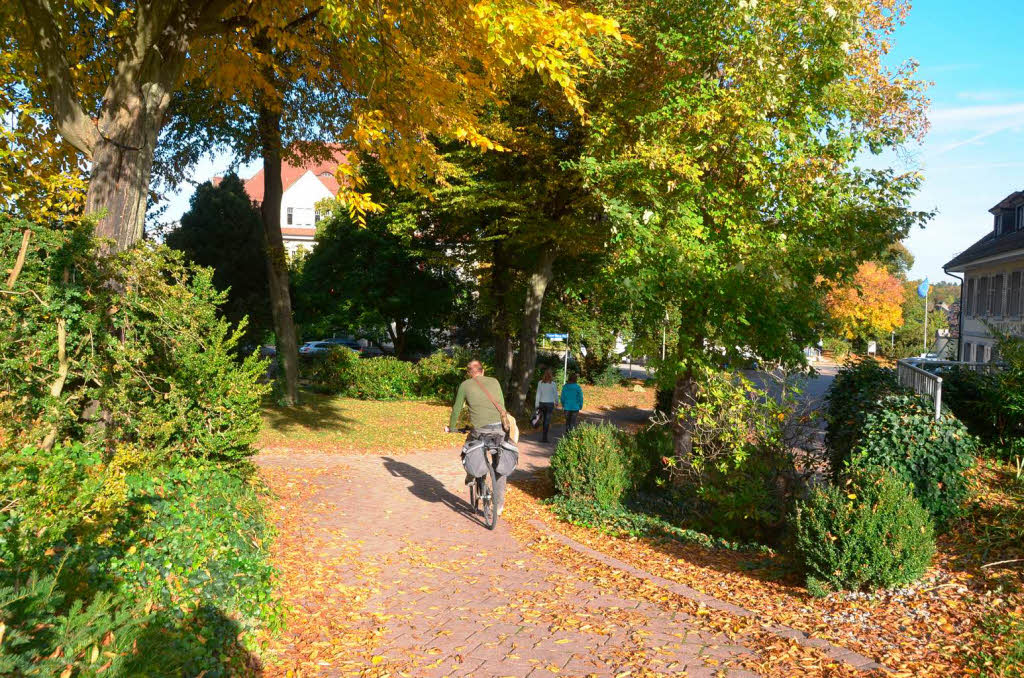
[793,470,935,594]
[849,394,978,525]
[825,357,903,478]
[415,351,464,400]
[551,423,635,507]
[307,345,360,394]
[347,356,418,400]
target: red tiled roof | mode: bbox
[240,148,348,204]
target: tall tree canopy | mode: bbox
[578,0,930,458]
[165,173,271,347]
[3,0,621,250]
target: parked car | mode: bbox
[299,341,335,358]
[322,337,363,353]
[360,345,385,358]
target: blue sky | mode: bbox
[163,2,1024,284]
[888,1,1024,283]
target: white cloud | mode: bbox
[929,102,1024,127]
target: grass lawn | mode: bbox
[258,383,656,454]
[259,393,456,454]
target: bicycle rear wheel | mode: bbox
[481,464,497,530]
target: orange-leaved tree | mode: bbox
[826,262,906,344]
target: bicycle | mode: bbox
[454,427,500,530]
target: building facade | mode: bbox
[221,149,346,256]
[944,190,1024,363]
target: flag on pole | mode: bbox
[917,278,930,299]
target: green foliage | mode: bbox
[850,394,978,526]
[295,180,460,358]
[591,362,623,387]
[414,351,465,401]
[0,219,278,673]
[825,358,902,478]
[793,471,935,594]
[664,371,800,543]
[0,571,143,677]
[165,173,272,347]
[546,496,769,554]
[307,346,361,395]
[550,423,647,508]
[0,219,269,463]
[345,357,418,401]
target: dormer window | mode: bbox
[996,214,1003,235]
[1016,205,1024,232]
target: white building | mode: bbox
[219,149,347,256]
[944,190,1024,363]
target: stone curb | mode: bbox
[528,519,886,674]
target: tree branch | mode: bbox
[41,316,69,451]
[17,0,100,156]
[6,228,31,289]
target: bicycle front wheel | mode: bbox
[482,465,498,530]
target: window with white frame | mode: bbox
[963,342,972,362]
[977,276,989,315]
[287,207,294,225]
[996,214,1003,235]
[965,277,975,317]
[976,344,986,363]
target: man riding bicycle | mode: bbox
[445,360,509,516]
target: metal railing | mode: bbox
[895,359,1002,420]
[897,360,942,420]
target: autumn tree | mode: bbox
[5,0,620,255]
[579,0,930,460]
[826,262,906,344]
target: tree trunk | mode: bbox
[257,104,300,407]
[86,122,160,251]
[669,330,704,476]
[508,247,557,415]
[491,242,515,390]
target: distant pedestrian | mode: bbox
[560,373,583,434]
[535,368,558,443]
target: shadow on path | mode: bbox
[380,456,485,527]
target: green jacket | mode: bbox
[449,376,505,430]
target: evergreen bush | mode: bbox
[550,423,635,507]
[825,357,902,478]
[793,470,935,594]
[849,394,978,525]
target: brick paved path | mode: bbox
[258,409,769,677]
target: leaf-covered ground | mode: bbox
[519,462,1024,677]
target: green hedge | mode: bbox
[793,470,935,595]
[849,394,977,526]
[550,423,651,507]
[825,358,903,478]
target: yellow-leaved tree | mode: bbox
[4,0,620,252]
